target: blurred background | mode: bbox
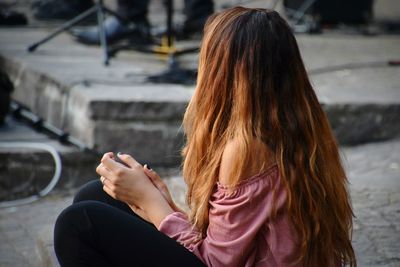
[0,0,399,266]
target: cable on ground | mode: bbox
[0,142,62,208]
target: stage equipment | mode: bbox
[108,0,199,84]
[27,0,121,66]
[283,0,319,33]
[284,0,374,33]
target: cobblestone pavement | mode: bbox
[343,139,400,267]
[0,139,399,266]
[0,193,72,267]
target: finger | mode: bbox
[96,163,112,177]
[102,176,115,190]
[144,165,160,181]
[101,154,123,173]
[114,153,130,168]
[144,165,164,189]
[102,183,117,200]
[118,153,141,169]
[101,152,115,162]
[100,176,111,187]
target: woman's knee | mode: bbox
[54,201,103,242]
[55,202,89,235]
[73,180,104,204]
[54,201,109,264]
[54,203,81,249]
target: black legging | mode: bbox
[54,180,206,267]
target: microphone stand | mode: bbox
[108,0,199,84]
[27,0,122,66]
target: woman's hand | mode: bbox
[143,165,183,213]
[96,152,174,228]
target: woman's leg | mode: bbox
[54,201,205,267]
[73,180,134,215]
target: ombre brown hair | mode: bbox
[182,6,356,266]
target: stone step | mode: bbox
[0,116,189,202]
[2,29,399,166]
[1,29,400,186]
[0,26,196,166]
[0,118,98,201]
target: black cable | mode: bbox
[10,101,100,156]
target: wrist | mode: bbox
[144,191,174,228]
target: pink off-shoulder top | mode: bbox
[158,165,300,267]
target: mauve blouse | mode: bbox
[158,165,300,267]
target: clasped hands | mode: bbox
[96,152,179,228]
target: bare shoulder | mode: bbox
[219,138,275,186]
[218,139,238,186]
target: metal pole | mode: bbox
[27,6,98,52]
[166,0,173,48]
[96,0,109,66]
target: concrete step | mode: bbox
[0,116,190,202]
[0,26,197,167]
[1,28,400,202]
[1,29,399,169]
[0,118,98,201]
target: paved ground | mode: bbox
[344,140,400,266]
[0,138,399,267]
[0,174,183,267]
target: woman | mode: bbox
[54,7,356,267]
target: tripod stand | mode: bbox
[108,0,199,84]
[284,0,319,33]
[27,0,121,66]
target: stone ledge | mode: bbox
[2,30,400,168]
[326,103,400,145]
[0,55,69,130]
[4,54,400,165]
[92,121,184,166]
[0,141,98,201]
[70,84,193,121]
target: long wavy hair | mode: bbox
[182,6,356,266]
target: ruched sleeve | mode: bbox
[158,165,289,267]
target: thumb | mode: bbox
[117,153,140,168]
[144,164,160,181]
[144,165,164,187]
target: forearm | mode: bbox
[142,192,175,228]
